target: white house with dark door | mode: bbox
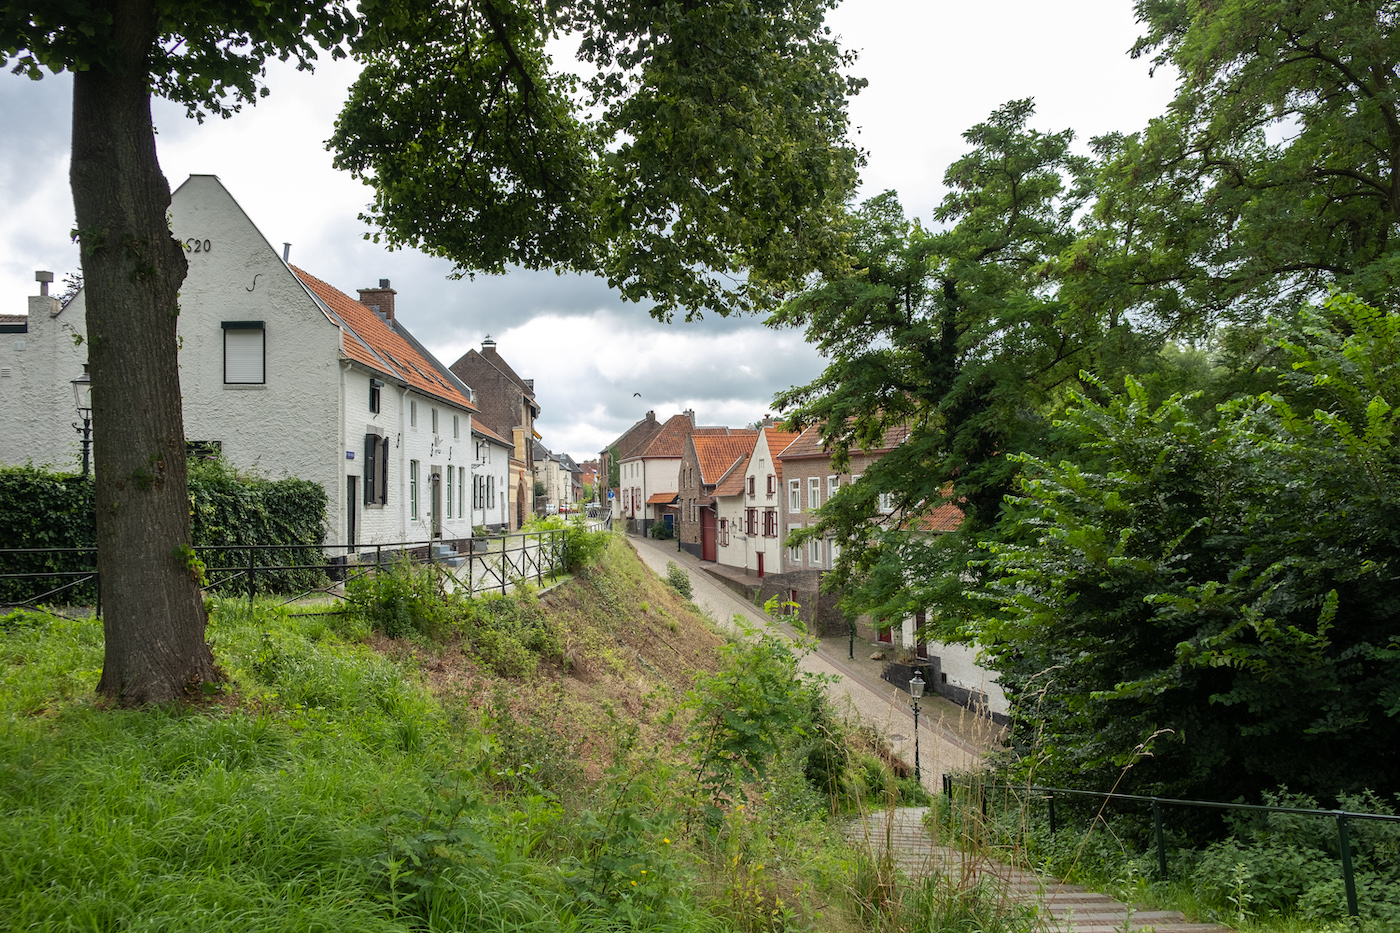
[0,174,480,551]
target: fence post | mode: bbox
[1153,799,1168,879]
[1048,791,1056,835]
[1337,813,1359,918]
[247,547,256,606]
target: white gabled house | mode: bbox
[0,174,481,552]
[469,422,513,532]
[710,425,800,578]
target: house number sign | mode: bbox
[185,238,213,253]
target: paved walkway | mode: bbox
[627,536,1232,933]
[628,535,984,782]
[848,809,1234,933]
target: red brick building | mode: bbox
[676,430,757,559]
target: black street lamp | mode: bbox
[71,365,92,477]
[909,672,925,784]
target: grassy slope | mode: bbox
[0,534,855,932]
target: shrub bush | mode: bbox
[666,561,693,599]
[346,558,453,639]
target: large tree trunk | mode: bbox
[71,0,217,704]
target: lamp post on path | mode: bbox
[909,672,924,784]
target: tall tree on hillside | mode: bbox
[2,0,863,704]
[983,294,1400,801]
[773,101,1157,629]
[1,0,360,705]
[1079,0,1400,329]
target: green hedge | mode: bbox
[1,461,327,606]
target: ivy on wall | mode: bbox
[1,460,327,605]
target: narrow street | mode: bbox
[627,534,985,788]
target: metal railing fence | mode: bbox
[942,774,1400,919]
[1,529,575,613]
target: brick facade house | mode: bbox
[767,424,963,638]
[676,430,756,559]
[449,337,539,529]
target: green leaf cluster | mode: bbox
[332,0,864,320]
[983,294,1400,800]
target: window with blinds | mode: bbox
[222,322,264,384]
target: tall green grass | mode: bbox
[1,538,1041,933]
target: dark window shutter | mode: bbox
[364,435,376,503]
[380,437,390,503]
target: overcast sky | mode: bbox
[0,0,1178,462]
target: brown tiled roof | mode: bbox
[693,432,758,484]
[777,422,909,459]
[607,414,664,460]
[647,491,678,505]
[712,453,751,497]
[637,414,697,458]
[472,421,512,447]
[293,267,475,412]
[0,314,27,325]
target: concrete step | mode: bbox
[847,808,1235,933]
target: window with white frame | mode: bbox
[808,476,821,510]
[788,526,801,563]
[222,321,264,384]
[458,467,465,517]
[830,540,840,566]
[410,400,418,428]
[810,536,822,564]
[410,460,420,519]
[828,475,839,500]
[766,474,776,494]
[719,517,730,546]
[446,464,453,516]
[878,492,895,513]
[789,479,800,512]
[369,378,382,413]
[764,509,777,537]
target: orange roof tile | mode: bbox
[693,432,758,484]
[763,429,800,483]
[712,453,751,498]
[647,491,678,505]
[917,501,964,532]
[292,266,475,412]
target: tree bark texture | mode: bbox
[71,0,217,704]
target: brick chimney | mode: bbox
[357,278,396,322]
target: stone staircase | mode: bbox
[847,808,1234,933]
